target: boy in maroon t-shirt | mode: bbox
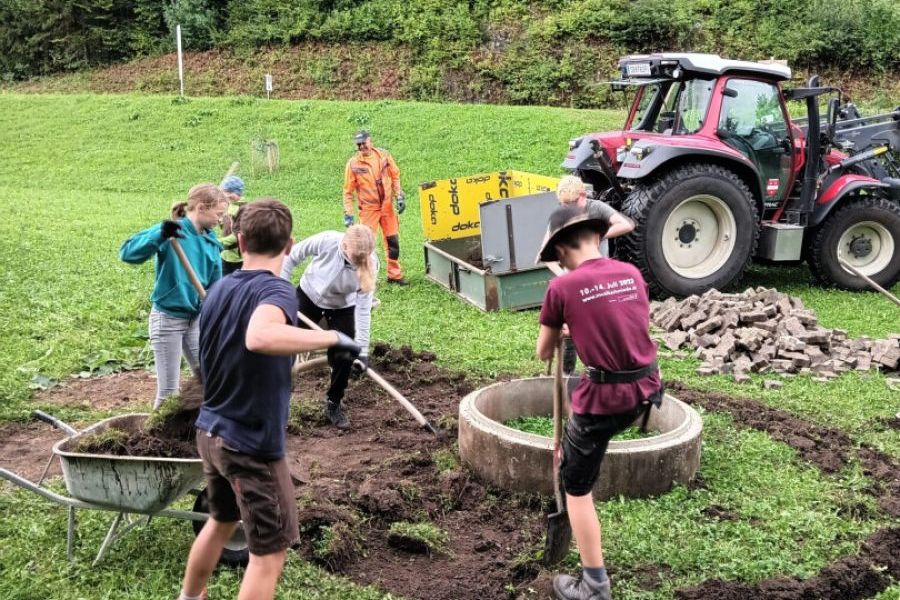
[536,204,662,600]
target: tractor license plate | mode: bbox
[626,63,652,76]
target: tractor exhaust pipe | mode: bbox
[798,76,822,222]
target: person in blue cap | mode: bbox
[220,176,246,275]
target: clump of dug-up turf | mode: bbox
[387,521,451,556]
[296,503,363,572]
[74,377,203,458]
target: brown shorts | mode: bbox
[197,431,299,556]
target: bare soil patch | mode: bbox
[287,343,547,600]
[0,422,64,481]
[32,370,155,410]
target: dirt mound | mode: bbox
[287,346,543,600]
[675,527,900,600]
[75,378,203,459]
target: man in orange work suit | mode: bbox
[343,130,409,286]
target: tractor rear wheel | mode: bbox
[620,163,759,297]
[808,196,900,290]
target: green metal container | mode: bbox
[423,237,553,311]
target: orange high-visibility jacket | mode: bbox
[343,148,403,215]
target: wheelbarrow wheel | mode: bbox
[191,488,250,568]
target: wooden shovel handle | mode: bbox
[295,310,437,434]
[170,238,207,300]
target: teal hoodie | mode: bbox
[120,217,223,319]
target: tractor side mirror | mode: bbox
[722,87,738,98]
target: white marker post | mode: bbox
[176,25,184,97]
[265,73,273,99]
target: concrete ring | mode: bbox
[458,377,703,499]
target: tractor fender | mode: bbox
[812,174,889,227]
[561,137,601,172]
[617,141,763,201]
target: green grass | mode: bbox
[387,521,451,555]
[591,412,889,596]
[0,92,898,599]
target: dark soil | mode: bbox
[877,415,900,431]
[701,505,739,522]
[32,370,156,410]
[675,527,900,600]
[287,343,546,600]
[0,422,63,481]
[668,381,900,518]
[465,247,486,271]
[74,428,198,459]
[75,377,203,459]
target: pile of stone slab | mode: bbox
[651,287,900,385]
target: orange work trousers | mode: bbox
[360,202,403,281]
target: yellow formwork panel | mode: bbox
[418,170,560,241]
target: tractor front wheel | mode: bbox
[808,196,900,290]
[620,164,759,297]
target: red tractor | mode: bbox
[564,53,900,297]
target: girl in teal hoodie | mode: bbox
[120,183,226,408]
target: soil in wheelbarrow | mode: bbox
[286,343,549,600]
[73,377,203,459]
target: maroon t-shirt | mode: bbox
[539,257,660,416]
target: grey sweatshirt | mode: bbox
[280,231,378,356]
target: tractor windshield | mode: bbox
[630,78,715,135]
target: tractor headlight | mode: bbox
[630,145,654,160]
[568,138,582,150]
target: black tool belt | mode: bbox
[586,361,658,384]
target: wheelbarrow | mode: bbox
[0,411,248,566]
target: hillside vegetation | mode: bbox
[2,1,898,107]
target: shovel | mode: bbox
[544,339,572,566]
[295,310,439,437]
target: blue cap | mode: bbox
[221,176,245,196]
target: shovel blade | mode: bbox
[543,509,572,567]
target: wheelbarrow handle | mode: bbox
[32,410,79,437]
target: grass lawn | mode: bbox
[0,93,897,599]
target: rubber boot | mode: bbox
[552,571,611,600]
[325,399,350,430]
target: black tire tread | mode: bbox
[619,163,759,297]
[808,194,900,289]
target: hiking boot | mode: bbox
[552,572,611,600]
[326,400,350,430]
[387,277,410,286]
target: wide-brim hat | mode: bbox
[538,204,609,263]
[353,130,371,145]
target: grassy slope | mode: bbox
[0,93,897,599]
